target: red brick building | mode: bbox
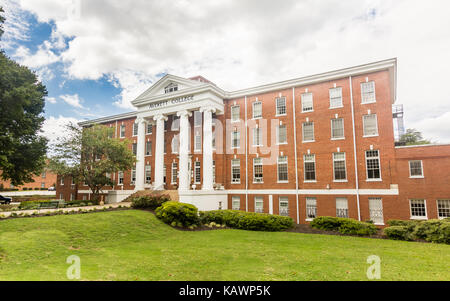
[1,168,57,191]
[56,58,450,225]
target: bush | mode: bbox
[199,210,294,232]
[311,216,377,236]
[131,195,170,210]
[413,219,449,243]
[384,226,413,241]
[155,201,199,227]
[65,199,99,207]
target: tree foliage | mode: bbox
[0,7,5,38]
[49,123,136,201]
[0,7,48,185]
[399,128,432,146]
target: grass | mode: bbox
[0,210,448,281]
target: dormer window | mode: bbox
[164,83,178,94]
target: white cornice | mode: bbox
[78,111,137,127]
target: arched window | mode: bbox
[164,83,178,94]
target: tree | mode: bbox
[399,129,432,146]
[0,7,5,38]
[0,7,48,186]
[49,123,136,201]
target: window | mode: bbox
[366,150,381,180]
[410,199,427,219]
[194,133,202,152]
[231,159,240,183]
[331,118,344,139]
[171,162,178,184]
[277,156,288,182]
[409,160,423,178]
[194,111,202,127]
[302,121,314,142]
[369,198,384,224]
[276,97,286,115]
[60,177,64,185]
[41,171,46,179]
[118,171,124,185]
[120,125,125,138]
[171,116,180,131]
[277,125,287,144]
[231,106,240,122]
[279,197,289,217]
[41,182,45,188]
[213,160,216,184]
[232,130,240,148]
[145,165,152,184]
[71,177,75,185]
[301,93,313,112]
[361,81,376,103]
[132,143,137,156]
[70,194,74,201]
[255,197,263,213]
[131,168,136,185]
[212,129,216,150]
[147,123,153,134]
[164,83,178,94]
[329,87,343,108]
[232,196,241,210]
[306,197,317,220]
[59,193,64,200]
[146,141,152,156]
[172,136,179,154]
[336,197,348,218]
[333,152,347,181]
[253,128,262,146]
[164,139,167,154]
[132,123,138,136]
[303,154,316,182]
[253,157,263,183]
[363,114,378,136]
[437,200,450,219]
[163,165,166,184]
[194,161,201,184]
[252,101,262,119]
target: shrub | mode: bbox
[131,195,170,210]
[65,199,99,207]
[311,216,377,236]
[155,201,199,227]
[384,226,413,241]
[199,210,294,232]
[413,219,449,243]
[386,219,421,231]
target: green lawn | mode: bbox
[0,210,448,281]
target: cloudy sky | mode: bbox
[1,0,450,144]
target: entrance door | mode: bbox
[369,198,384,225]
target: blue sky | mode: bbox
[2,0,450,145]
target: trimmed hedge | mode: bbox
[199,210,294,232]
[310,216,377,236]
[384,226,413,241]
[131,195,170,210]
[384,219,450,244]
[155,201,199,227]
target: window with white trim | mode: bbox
[145,165,151,184]
[171,116,180,131]
[304,154,316,182]
[277,124,287,144]
[164,83,178,94]
[120,125,125,138]
[276,97,287,115]
[361,81,376,103]
[369,198,384,224]
[163,165,166,184]
[60,177,64,185]
[409,160,423,178]
[410,199,427,219]
[279,197,289,217]
[363,114,378,136]
[366,150,381,180]
[172,136,179,154]
[118,171,124,185]
[333,152,347,181]
[437,200,450,219]
[70,193,74,201]
[41,182,45,188]
[146,141,152,156]
[231,159,240,183]
[132,123,138,136]
[131,168,136,185]
[252,101,262,119]
[277,156,288,182]
[306,197,317,220]
[194,161,201,184]
[194,111,202,127]
[331,118,344,139]
[171,162,178,184]
[301,93,313,112]
[255,196,263,213]
[336,197,349,218]
[302,121,314,142]
[253,127,262,146]
[212,129,216,150]
[147,123,153,134]
[132,143,137,156]
[232,196,241,210]
[194,133,202,152]
[59,193,64,200]
[253,157,263,183]
[329,87,343,108]
[231,105,240,122]
[232,130,240,148]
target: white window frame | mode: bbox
[252,127,263,147]
[252,101,262,119]
[255,196,264,213]
[147,123,153,134]
[331,118,345,140]
[277,156,288,183]
[231,159,241,184]
[329,87,343,109]
[279,197,289,217]
[194,161,201,184]
[361,81,376,104]
[132,143,137,156]
[118,171,124,185]
[60,177,64,186]
[164,83,178,94]
[306,197,317,221]
[336,197,349,218]
[194,133,202,152]
[231,105,240,123]
[171,162,178,185]
[172,136,179,154]
[301,92,313,112]
[145,165,152,184]
[276,97,287,116]
[437,200,450,219]
[277,124,287,145]
[409,160,424,178]
[302,121,315,142]
[232,196,241,210]
[333,152,347,182]
[363,114,379,137]
[231,130,240,149]
[131,168,136,185]
[303,154,316,183]
[409,199,428,220]
[369,197,384,225]
[132,123,138,137]
[365,150,382,181]
[145,141,152,156]
[171,116,180,131]
[253,157,263,183]
[120,124,126,138]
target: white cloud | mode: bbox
[46,97,57,104]
[41,115,81,151]
[8,0,450,142]
[60,93,83,108]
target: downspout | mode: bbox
[349,76,361,221]
[244,96,248,212]
[292,87,300,224]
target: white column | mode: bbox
[153,114,167,190]
[201,106,216,190]
[135,117,147,191]
[177,110,192,191]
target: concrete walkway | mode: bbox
[0,202,132,218]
